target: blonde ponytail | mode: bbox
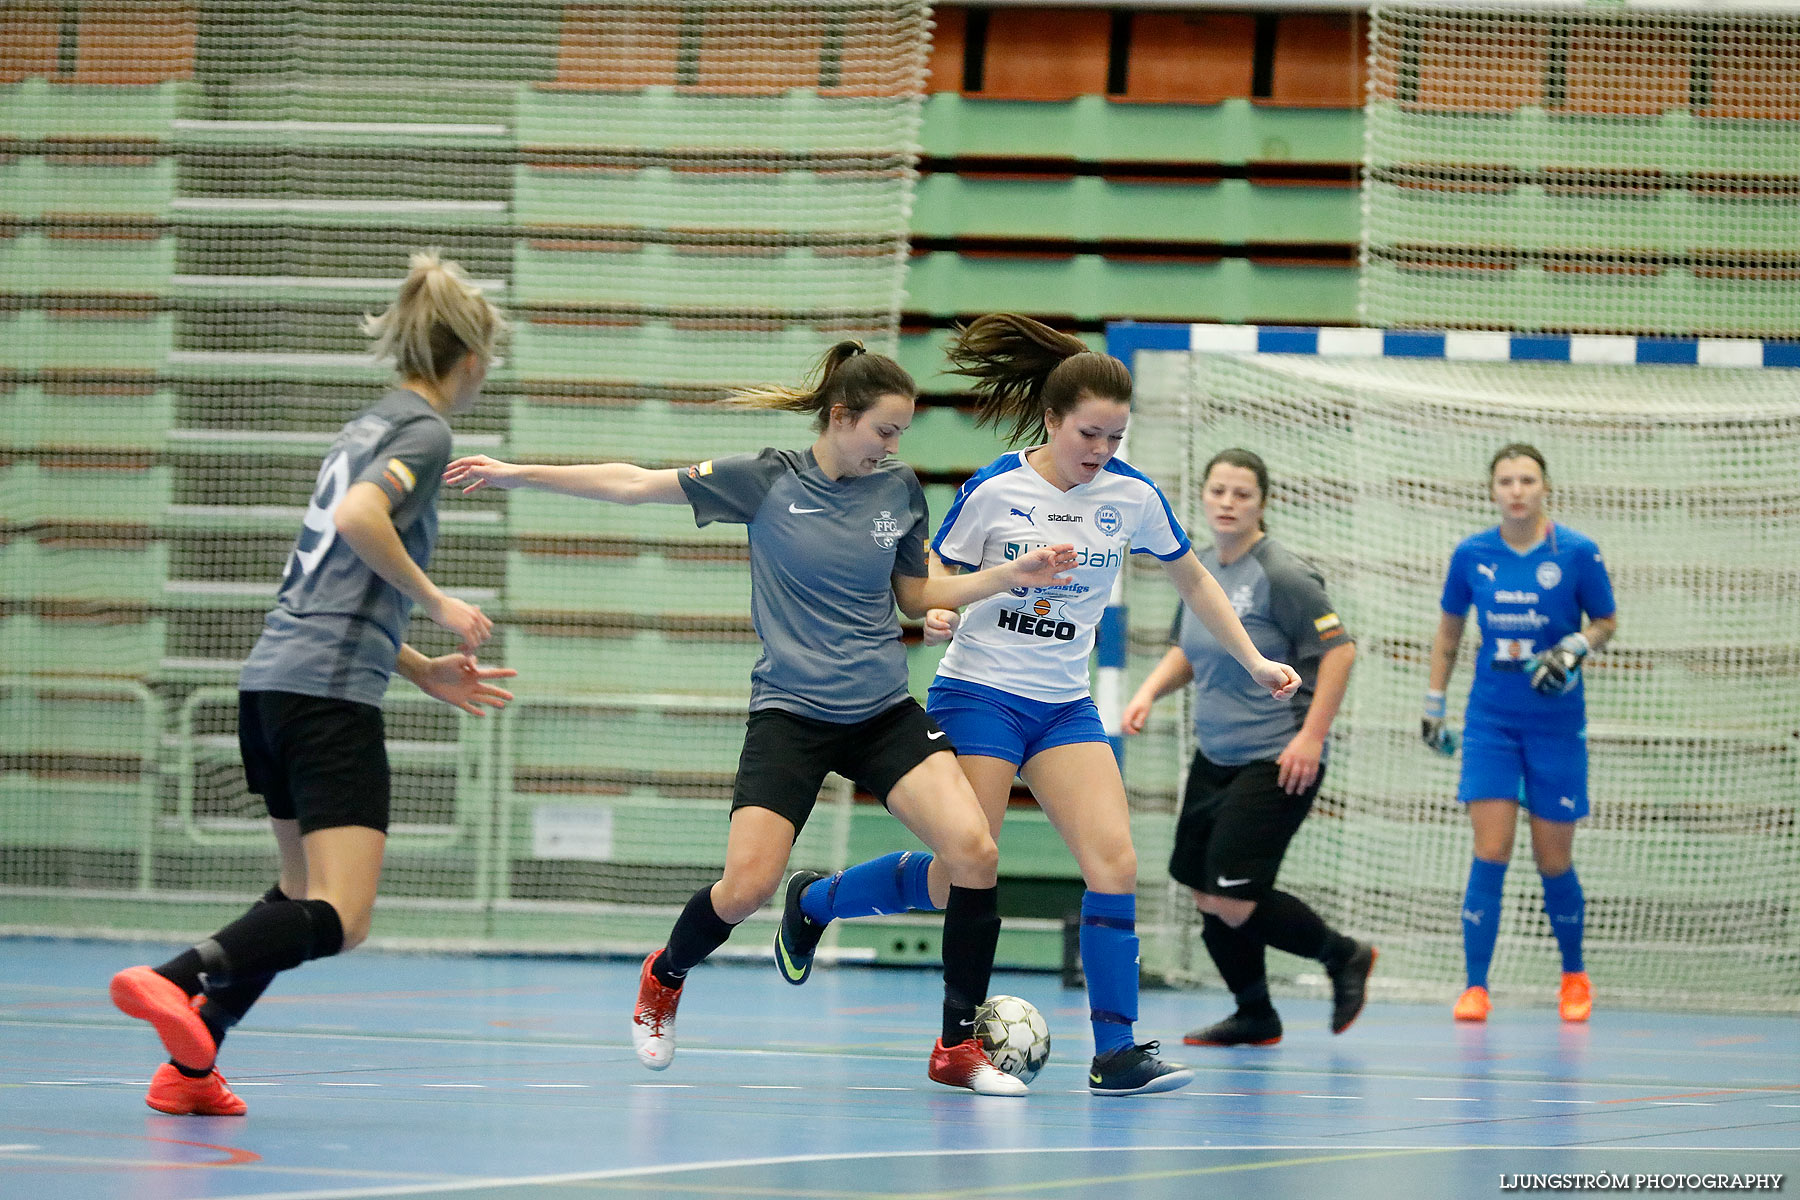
[361,249,509,386]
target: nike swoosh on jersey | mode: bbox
[1216,875,1252,889]
[927,730,946,739]
[788,502,824,514]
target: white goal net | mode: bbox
[1122,327,1799,1012]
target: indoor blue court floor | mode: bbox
[2,937,1795,1199]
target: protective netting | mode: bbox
[1363,5,1800,336]
[1124,346,1800,1012]
[0,0,927,948]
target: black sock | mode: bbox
[172,1061,212,1080]
[1201,913,1270,1010]
[195,885,288,1050]
[940,885,1000,1044]
[656,886,736,987]
[155,898,344,994]
[1243,889,1353,967]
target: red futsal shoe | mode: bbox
[145,1063,246,1116]
[927,1038,1028,1096]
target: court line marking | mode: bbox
[195,1144,1800,1200]
[10,1016,1789,1097]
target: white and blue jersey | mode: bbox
[933,450,1190,704]
[1441,522,1615,819]
[1440,523,1615,727]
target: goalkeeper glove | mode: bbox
[1421,689,1457,757]
[1528,632,1590,696]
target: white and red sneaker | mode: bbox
[928,1037,1028,1096]
[631,951,682,1070]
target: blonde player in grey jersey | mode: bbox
[446,343,1079,1095]
[108,252,516,1116]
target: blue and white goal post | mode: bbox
[1100,319,1800,1009]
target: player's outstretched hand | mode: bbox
[413,653,517,716]
[426,592,492,653]
[1008,543,1078,590]
[445,455,523,495]
[922,608,960,646]
[1251,658,1301,700]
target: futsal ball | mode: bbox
[974,994,1051,1084]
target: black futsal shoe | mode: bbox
[773,870,829,985]
[1087,1042,1195,1096]
[1328,941,1378,1034]
[1183,1009,1283,1047]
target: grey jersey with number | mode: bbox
[239,389,453,706]
[1174,536,1352,767]
[679,447,928,723]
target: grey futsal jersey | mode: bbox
[680,447,928,723]
[239,389,452,706]
[1174,536,1352,767]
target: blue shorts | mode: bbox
[926,677,1108,766]
[1457,711,1588,822]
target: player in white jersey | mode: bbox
[773,314,1300,1096]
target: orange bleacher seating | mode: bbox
[976,9,1111,102]
[1119,13,1254,105]
[1262,14,1367,109]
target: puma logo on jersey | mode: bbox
[1009,506,1036,525]
[1477,563,1497,581]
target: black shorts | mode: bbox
[731,699,953,835]
[1167,749,1322,900]
[239,690,391,835]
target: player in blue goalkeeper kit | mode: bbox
[1423,444,1617,1024]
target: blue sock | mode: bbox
[800,850,936,926]
[1461,857,1508,989]
[1540,867,1585,974]
[1080,890,1139,1056]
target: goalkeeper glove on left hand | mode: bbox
[1528,632,1590,696]
[1421,689,1457,757]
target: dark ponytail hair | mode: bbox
[725,340,917,430]
[946,313,1133,446]
[1488,442,1550,485]
[1202,447,1270,531]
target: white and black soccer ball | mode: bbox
[974,994,1050,1084]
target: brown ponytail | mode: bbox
[724,340,917,430]
[946,313,1133,446]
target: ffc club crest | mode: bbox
[870,510,900,549]
[1536,561,1563,589]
